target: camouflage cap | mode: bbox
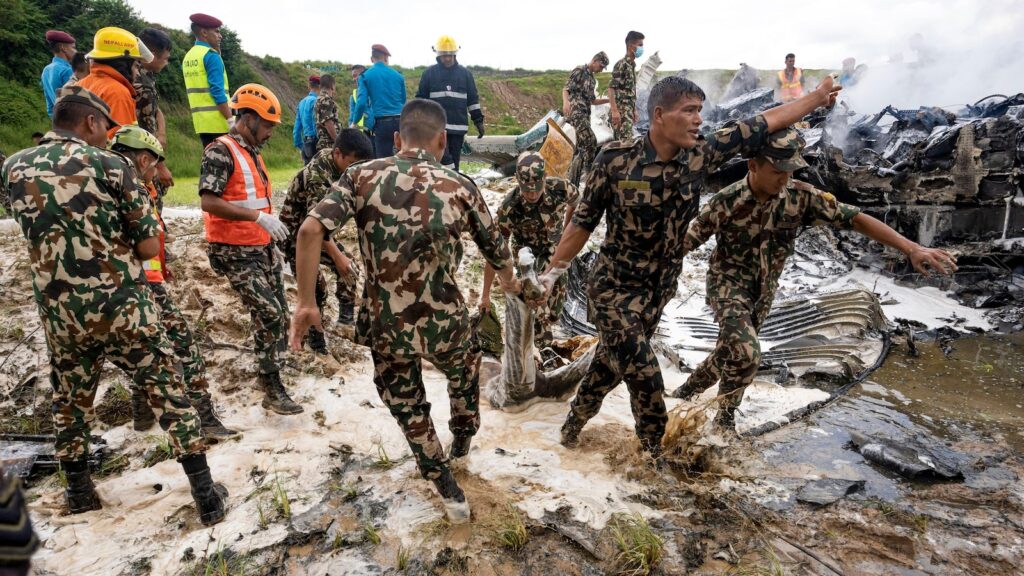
[515,151,546,192]
[593,51,609,67]
[55,86,120,128]
[750,127,808,172]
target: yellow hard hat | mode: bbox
[87,27,143,61]
[434,35,458,56]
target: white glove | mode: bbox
[537,262,570,296]
[255,212,289,242]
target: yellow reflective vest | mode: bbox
[182,44,230,134]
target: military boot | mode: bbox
[259,372,304,415]
[560,410,586,448]
[669,379,704,401]
[180,453,228,526]
[62,459,101,514]
[432,468,470,524]
[306,327,327,354]
[191,395,239,441]
[714,396,740,432]
[131,387,156,431]
[450,434,472,459]
[337,301,355,326]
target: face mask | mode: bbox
[634,46,644,59]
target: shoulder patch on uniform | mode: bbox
[820,191,836,202]
[789,179,817,192]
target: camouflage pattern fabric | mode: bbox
[149,282,210,403]
[207,243,289,375]
[681,177,860,399]
[371,342,481,480]
[313,94,341,152]
[0,149,8,212]
[2,130,203,460]
[280,148,357,316]
[133,67,159,135]
[610,56,637,141]
[198,131,269,197]
[565,64,599,185]
[496,177,580,335]
[566,115,770,447]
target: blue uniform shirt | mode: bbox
[41,57,73,117]
[352,61,406,122]
[293,91,318,147]
[197,41,228,105]
[349,87,375,131]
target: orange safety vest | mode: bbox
[143,182,166,283]
[777,68,804,102]
[203,135,273,246]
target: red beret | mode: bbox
[45,30,76,44]
[189,13,223,29]
[308,75,321,83]
[371,44,391,56]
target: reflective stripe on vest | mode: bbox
[182,44,230,134]
[352,88,365,128]
[778,68,804,101]
[429,90,468,99]
[203,136,273,246]
[144,186,166,283]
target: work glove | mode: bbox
[474,119,486,139]
[256,212,289,242]
[537,262,570,298]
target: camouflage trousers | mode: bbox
[612,102,635,141]
[45,320,203,461]
[153,180,168,217]
[370,342,482,480]
[147,282,210,403]
[686,298,765,409]
[567,112,597,187]
[283,238,356,321]
[207,243,289,374]
[569,298,668,452]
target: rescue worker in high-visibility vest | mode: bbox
[198,84,303,416]
[78,27,152,139]
[110,125,239,441]
[776,53,805,103]
[182,13,231,147]
[349,65,374,144]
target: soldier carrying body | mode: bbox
[290,99,521,523]
[0,87,226,524]
[669,127,958,426]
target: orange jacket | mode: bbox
[204,135,273,246]
[78,62,138,138]
[143,183,166,283]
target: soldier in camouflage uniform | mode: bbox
[134,28,175,215]
[609,31,644,141]
[563,52,609,186]
[1,87,226,524]
[540,76,843,457]
[290,99,521,523]
[280,128,374,351]
[670,128,958,427]
[200,83,304,415]
[481,151,580,345]
[313,74,342,152]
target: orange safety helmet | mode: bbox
[229,83,282,124]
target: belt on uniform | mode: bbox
[374,115,400,121]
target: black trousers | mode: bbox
[199,133,227,148]
[441,132,466,170]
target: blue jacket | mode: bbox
[349,86,374,131]
[41,57,73,117]
[293,91,318,147]
[197,41,228,104]
[352,61,406,121]
[415,57,483,134]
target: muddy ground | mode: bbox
[0,192,1022,575]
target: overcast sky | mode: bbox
[125,0,1023,71]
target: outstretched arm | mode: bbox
[762,75,841,133]
[852,213,958,277]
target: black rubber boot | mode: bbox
[131,387,156,431]
[259,372,304,415]
[62,459,101,514]
[432,468,470,523]
[450,434,472,459]
[669,379,704,401]
[715,397,740,431]
[337,300,355,326]
[306,327,327,354]
[560,411,586,448]
[191,395,239,441]
[180,453,228,526]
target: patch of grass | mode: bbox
[396,545,410,571]
[196,545,250,576]
[610,512,664,576]
[330,482,360,502]
[371,442,395,470]
[109,382,131,402]
[0,321,25,341]
[271,476,291,521]
[493,503,528,552]
[416,517,451,538]
[734,546,787,576]
[256,498,268,530]
[143,435,175,468]
[865,499,929,534]
[362,522,382,545]
[97,454,130,477]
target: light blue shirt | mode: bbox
[293,91,317,147]
[41,56,73,117]
[197,41,228,104]
[352,61,406,121]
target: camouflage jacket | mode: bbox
[199,130,270,199]
[572,116,770,315]
[609,56,636,110]
[308,148,512,355]
[314,94,341,151]
[565,65,596,119]
[133,67,159,135]
[496,177,580,258]
[280,148,341,247]
[2,130,161,339]
[684,177,860,314]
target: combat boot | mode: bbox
[131,387,156,431]
[432,468,470,524]
[560,410,586,448]
[337,302,355,326]
[259,372,304,415]
[191,395,239,441]
[714,397,740,432]
[62,459,101,514]
[668,379,704,401]
[450,434,472,459]
[180,453,228,526]
[306,327,327,354]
